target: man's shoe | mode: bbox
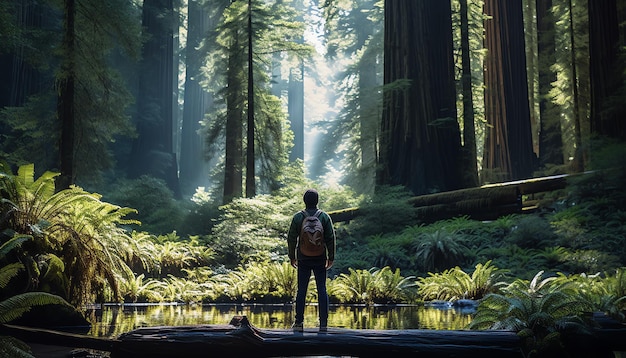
[319,326,327,333]
[292,322,303,332]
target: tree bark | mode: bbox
[245,0,255,198]
[482,0,536,182]
[57,0,76,191]
[588,0,626,140]
[459,0,479,187]
[223,34,244,204]
[379,0,463,195]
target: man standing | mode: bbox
[287,189,335,332]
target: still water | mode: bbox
[85,303,474,337]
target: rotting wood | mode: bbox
[328,172,582,223]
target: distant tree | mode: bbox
[203,0,308,204]
[458,0,479,187]
[56,0,76,191]
[0,0,141,188]
[482,0,536,182]
[179,0,216,197]
[320,0,383,194]
[378,0,463,195]
[536,0,564,169]
[550,0,590,171]
[129,0,180,196]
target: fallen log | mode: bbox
[328,173,579,223]
[113,316,524,358]
[4,314,624,358]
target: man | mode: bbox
[287,189,336,332]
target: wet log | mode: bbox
[112,316,523,358]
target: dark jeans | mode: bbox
[295,258,328,326]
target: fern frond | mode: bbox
[0,263,24,288]
[0,234,32,256]
[0,335,34,358]
[0,292,70,324]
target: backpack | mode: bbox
[298,210,325,256]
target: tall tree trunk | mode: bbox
[459,0,479,187]
[287,0,305,163]
[57,0,76,191]
[179,0,212,197]
[588,0,626,140]
[378,0,463,195]
[536,0,564,168]
[288,65,304,163]
[568,0,584,171]
[223,36,244,204]
[358,47,379,194]
[246,0,255,198]
[482,0,536,182]
[130,0,180,196]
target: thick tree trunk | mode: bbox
[379,0,463,195]
[482,0,536,182]
[588,0,626,140]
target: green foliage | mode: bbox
[0,163,139,305]
[0,232,73,358]
[0,0,142,184]
[209,195,293,267]
[506,215,557,249]
[347,186,417,238]
[329,266,416,304]
[413,229,471,273]
[202,0,310,199]
[418,261,507,301]
[470,271,594,357]
[105,175,183,234]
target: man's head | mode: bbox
[303,189,319,208]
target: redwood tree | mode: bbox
[588,0,626,140]
[482,0,536,182]
[378,0,463,195]
[129,0,180,196]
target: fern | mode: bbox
[470,271,594,356]
[0,335,35,358]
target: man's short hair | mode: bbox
[303,189,319,207]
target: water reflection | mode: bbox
[86,304,473,337]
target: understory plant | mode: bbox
[0,235,73,358]
[418,261,507,301]
[0,163,139,306]
[329,266,417,304]
[470,271,594,357]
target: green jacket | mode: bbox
[287,208,335,261]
